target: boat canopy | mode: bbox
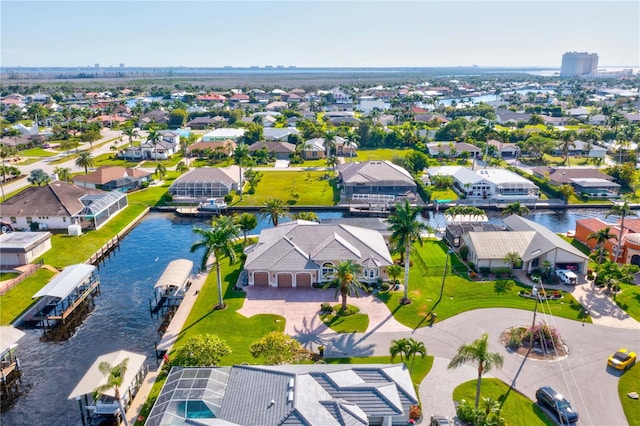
[68,350,146,399]
[154,259,193,291]
[0,326,25,356]
[33,264,96,300]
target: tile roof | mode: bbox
[0,181,104,217]
[73,166,150,184]
[338,161,415,186]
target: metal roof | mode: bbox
[32,264,96,300]
[154,259,193,290]
[68,350,146,399]
[0,326,25,356]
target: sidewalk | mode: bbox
[125,269,209,425]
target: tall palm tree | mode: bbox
[233,143,251,200]
[387,199,426,304]
[588,226,618,264]
[234,212,258,242]
[325,155,339,174]
[346,132,359,162]
[147,127,161,160]
[501,202,530,217]
[323,260,366,311]
[558,130,577,167]
[190,216,240,308]
[93,358,130,426]
[123,125,139,151]
[389,338,410,363]
[324,131,337,159]
[155,163,167,179]
[606,201,634,262]
[447,332,504,409]
[75,150,94,174]
[0,145,15,201]
[261,198,289,227]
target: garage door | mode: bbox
[254,272,269,286]
[296,273,312,287]
[277,273,293,287]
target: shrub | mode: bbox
[320,303,333,313]
[409,405,422,421]
[224,193,234,203]
[380,282,390,291]
[508,327,525,349]
[479,267,491,276]
[459,245,469,261]
[334,304,359,316]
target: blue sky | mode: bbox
[1,1,638,68]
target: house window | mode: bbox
[63,217,67,222]
[367,269,378,279]
[10,217,16,224]
[322,262,336,278]
[26,217,32,224]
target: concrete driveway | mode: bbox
[238,286,411,336]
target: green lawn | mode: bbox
[429,187,458,202]
[614,283,640,322]
[353,148,416,162]
[320,311,369,333]
[235,170,338,206]
[300,159,330,168]
[19,148,56,157]
[49,153,79,165]
[140,155,184,168]
[0,269,56,325]
[0,272,20,280]
[378,240,588,329]
[619,363,640,426]
[452,378,555,426]
[190,158,234,168]
[93,153,139,168]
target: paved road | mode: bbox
[1,129,128,196]
[239,285,637,425]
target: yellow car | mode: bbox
[608,348,637,371]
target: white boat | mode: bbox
[197,198,227,212]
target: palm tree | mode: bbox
[448,332,504,409]
[0,144,15,201]
[123,125,139,151]
[346,132,359,162]
[75,151,94,174]
[588,226,618,264]
[190,216,240,308]
[324,131,337,158]
[558,130,577,167]
[503,251,522,270]
[501,202,530,217]
[175,161,189,174]
[387,199,426,304]
[606,201,634,262]
[93,358,130,426]
[235,212,258,242]
[387,264,402,285]
[53,167,72,182]
[325,155,339,174]
[233,143,251,200]
[323,260,366,311]
[389,337,427,373]
[155,163,167,179]
[147,127,161,160]
[261,198,289,227]
[292,211,319,222]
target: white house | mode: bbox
[202,128,246,142]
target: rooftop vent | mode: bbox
[287,390,294,403]
[288,378,295,390]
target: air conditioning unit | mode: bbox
[68,224,82,236]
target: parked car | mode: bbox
[536,386,579,424]
[430,415,452,426]
[608,348,637,371]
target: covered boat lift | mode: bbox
[150,259,193,314]
[68,350,147,426]
[1,326,25,410]
[25,264,100,339]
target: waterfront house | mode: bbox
[0,231,52,267]
[462,215,589,273]
[244,220,392,287]
[338,160,418,203]
[73,166,152,192]
[531,166,619,197]
[0,181,128,231]
[186,116,225,129]
[69,350,147,426]
[187,140,237,158]
[145,364,418,426]
[574,217,640,265]
[427,166,539,204]
[169,166,241,202]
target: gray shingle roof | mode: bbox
[0,181,104,217]
[338,161,415,187]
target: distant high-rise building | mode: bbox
[560,52,598,77]
[120,63,124,68]
[95,63,100,68]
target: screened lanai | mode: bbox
[77,191,128,229]
[168,167,239,201]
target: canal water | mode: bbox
[3,208,605,425]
